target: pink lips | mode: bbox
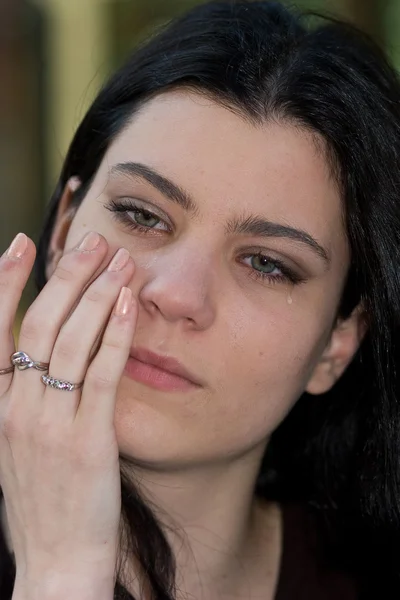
[124,347,203,392]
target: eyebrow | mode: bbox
[109,161,331,267]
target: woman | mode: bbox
[1,1,400,598]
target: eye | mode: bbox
[105,198,170,233]
[105,199,306,287]
[241,252,305,285]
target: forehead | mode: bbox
[101,90,348,264]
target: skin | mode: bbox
[1,90,367,599]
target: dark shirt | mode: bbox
[275,503,357,599]
[0,497,357,599]
[0,498,14,600]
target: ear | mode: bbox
[305,303,368,395]
[45,177,81,280]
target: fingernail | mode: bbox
[107,248,130,272]
[77,231,100,251]
[115,287,133,316]
[7,233,28,258]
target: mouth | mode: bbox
[124,347,203,392]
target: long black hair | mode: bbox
[8,1,400,598]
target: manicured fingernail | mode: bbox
[107,248,130,272]
[7,233,28,258]
[115,287,133,316]
[77,231,100,251]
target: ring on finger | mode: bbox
[41,373,84,392]
[0,365,15,375]
[11,351,49,372]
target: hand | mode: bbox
[0,231,137,595]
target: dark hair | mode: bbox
[20,0,400,598]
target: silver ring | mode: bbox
[12,351,49,372]
[41,374,84,392]
[0,365,15,375]
[11,351,49,372]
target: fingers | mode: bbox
[13,232,109,399]
[0,233,36,395]
[41,248,135,423]
[77,287,137,429]
[4,230,137,434]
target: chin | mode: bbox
[113,387,193,469]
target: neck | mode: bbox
[119,449,282,599]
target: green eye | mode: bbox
[106,199,170,233]
[132,208,161,229]
[241,252,305,285]
[250,255,277,274]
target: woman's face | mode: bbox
[51,90,353,468]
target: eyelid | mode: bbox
[239,245,308,278]
[116,196,172,225]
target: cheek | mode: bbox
[64,200,112,249]
[212,303,328,437]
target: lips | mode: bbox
[129,347,203,387]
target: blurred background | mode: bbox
[1,0,400,316]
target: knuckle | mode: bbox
[53,333,79,362]
[85,369,115,392]
[53,261,74,283]
[19,310,47,341]
[102,337,123,353]
[84,287,104,304]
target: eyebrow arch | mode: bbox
[109,161,331,268]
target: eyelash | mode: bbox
[105,199,305,286]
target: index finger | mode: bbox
[0,233,36,395]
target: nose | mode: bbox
[138,242,216,330]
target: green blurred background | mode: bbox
[1,0,400,320]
